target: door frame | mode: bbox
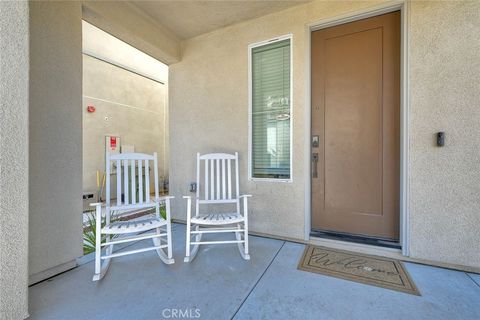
[304,0,410,256]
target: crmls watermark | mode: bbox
[162,308,201,319]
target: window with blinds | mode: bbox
[250,38,291,180]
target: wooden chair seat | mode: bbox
[102,216,167,234]
[191,213,244,225]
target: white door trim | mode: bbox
[304,1,410,256]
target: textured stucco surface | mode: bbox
[170,0,480,269]
[169,0,386,240]
[130,0,310,40]
[83,54,168,193]
[0,2,29,319]
[408,0,480,268]
[29,1,83,280]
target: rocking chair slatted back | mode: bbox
[106,152,159,209]
[196,152,240,205]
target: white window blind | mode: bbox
[251,38,291,179]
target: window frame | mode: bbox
[248,34,293,183]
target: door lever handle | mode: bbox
[312,153,319,178]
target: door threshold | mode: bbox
[310,229,401,249]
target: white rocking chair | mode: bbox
[183,152,252,262]
[90,152,174,281]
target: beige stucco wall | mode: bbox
[0,2,30,318]
[83,54,168,194]
[169,0,386,241]
[29,1,84,281]
[408,0,480,268]
[169,0,480,269]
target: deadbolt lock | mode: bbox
[312,135,319,148]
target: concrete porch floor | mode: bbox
[29,224,480,319]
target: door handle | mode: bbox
[312,153,319,178]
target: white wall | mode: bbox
[82,21,169,84]
[29,1,84,283]
[82,1,180,65]
[169,0,480,270]
[83,54,168,194]
[0,2,30,318]
[82,22,169,196]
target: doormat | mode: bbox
[298,245,420,295]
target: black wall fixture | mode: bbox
[437,132,445,147]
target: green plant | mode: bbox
[160,205,167,220]
[83,211,119,255]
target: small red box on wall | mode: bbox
[110,137,117,149]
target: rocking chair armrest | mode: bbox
[182,196,200,200]
[155,195,175,202]
[239,194,252,198]
[89,202,105,207]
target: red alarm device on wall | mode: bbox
[87,105,95,113]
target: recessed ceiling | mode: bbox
[129,1,310,40]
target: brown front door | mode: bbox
[311,12,400,240]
